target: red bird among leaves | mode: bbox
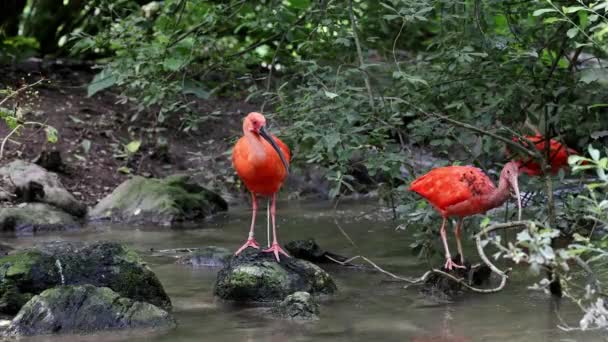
[511,135,579,176]
[232,112,291,261]
[409,161,521,270]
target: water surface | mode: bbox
[2,201,603,342]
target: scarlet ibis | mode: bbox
[409,161,521,270]
[232,112,291,261]
[511,135,578,176]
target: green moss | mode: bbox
[0,251,42,279]
[261,262,289,289]
[120,246,143,265]
[229,266,261,288]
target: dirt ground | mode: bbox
[0,59,282,207]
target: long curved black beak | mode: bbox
[259,125,289,174]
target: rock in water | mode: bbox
[0,241,171,314]
[3,285,175,336]
[90,174,228,225]
[0,160,86,217]
[214,249,337,302]
[0,203,81,234]
[285,239,349,264]
[272,291,319,320]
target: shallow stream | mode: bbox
[1,201,603,342]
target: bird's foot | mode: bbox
[262,243,290,262]
[444,258,466,271]
[234,238,261,256]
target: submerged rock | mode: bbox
[285,239,348,264]
[272,291,319,320]
[90,174,228,225]
[0,241,171,314]
[3,285,175,336]
[420,256,492,301]
[214,249,337,302]
[0,160,86,217]
[176,246,232,267]
[0,203,81,234]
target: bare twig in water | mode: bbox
[325,254,508,293]
[333,218,358,249]
[474,221,530,277]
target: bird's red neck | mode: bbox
[486,175,512,209]
[244,130,266,162]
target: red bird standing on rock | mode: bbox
[232,112,291,261]
[409,161,521,270]
[511,134,579,176]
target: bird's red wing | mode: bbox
[409,166,495,211]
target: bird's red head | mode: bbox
[500,160,522,220]
[242,112,290,174]
[243,112,267,134]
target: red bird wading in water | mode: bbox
[232,112,291,261]
[511,134,579,176]
[409,161,522,270]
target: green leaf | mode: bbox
[383,14,401,21]
[45,126,58,144]
[579,69,608,84]
[566,27,579,38]
[162,57,184,71]
[182,80,210,99]
[533,8,558,16]
[543,17,561,24]
[117,166,131,174]
[324,90,339,99]
[125,140,141,154]
[588,145,600,161]
[286,0,310,9]
[87,68,117,97]
[81,139,92,154]
[562,6,586,14]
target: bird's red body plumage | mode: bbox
[409,166,497,217]
[231,112,292,261]
[232,134,290,196]
[409,161,521,270]
[511,135,577,176]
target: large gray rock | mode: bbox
[272,291,319,320]
[0,160,86,217]
[0,203,80,234]
[90,175,228,225]
[214,249,337,302]
[3,285,175,336]
[0,241,171,314]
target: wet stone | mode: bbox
[214,249,337,302]
[271,291,319,320]
[2,285,175,336]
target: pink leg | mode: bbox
[263,193,289,261]
[454,218,465,265]
[440,217,465,270]
[235,193,261,255]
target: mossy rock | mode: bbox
[0,203,81,234]
[0,241,171,315]
[271,291,319,320]
[0,160,86,217]
[89,174,228,225]
[214,249,337,302]
[3,285,175,336]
